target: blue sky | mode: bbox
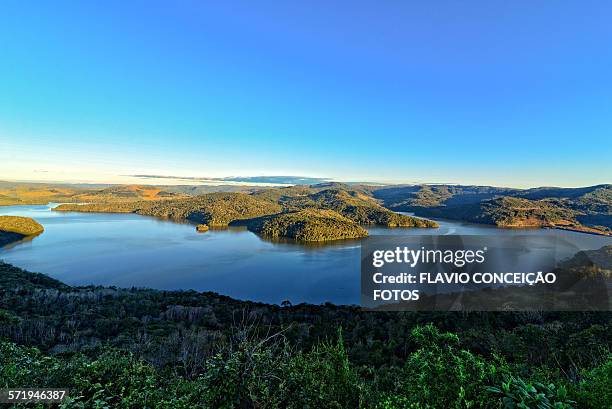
[0,1,610,187]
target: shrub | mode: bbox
[283,329,361,408]
[395,324,500,408]
[488,376,575,409]
[575,355,612,409]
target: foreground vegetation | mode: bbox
[0,262,610,408]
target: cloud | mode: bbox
[125,174,330,186]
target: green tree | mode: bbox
[395,324,500,408]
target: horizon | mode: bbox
[1,1,611,187]
[1,175,610,190]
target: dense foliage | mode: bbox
[3,181,610,233]
[0,262,610,408]
[54,185,437,240]
[243,209,369,241]
[372,184,612,234]
[271,188,438,228]
[411,197,579,229]
[55,193,283,227]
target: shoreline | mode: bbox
[553,225,612,237]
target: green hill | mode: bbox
[55,185,437,240]
[55,193,283,227]
[242,209,369,241]
[372,184,612,234]
[256,186,438,228]
[412,196,599,231]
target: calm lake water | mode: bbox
[1,204,610,305]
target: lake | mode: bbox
[1,204,610,305]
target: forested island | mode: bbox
[0,216,44,247]
[241,209,369,241]
[53,185,438,242]
[0,250,610,408]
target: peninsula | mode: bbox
[0,216,44,247]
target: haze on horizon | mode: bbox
[1,1,611,189]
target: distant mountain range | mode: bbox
[370,184,612,234]
[2,181,611,236]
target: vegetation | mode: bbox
[54,184,437,241]
[4,181,610,234]
[0,182,83,206]
[0,216,44,247]
[418,196,612,235]
[243,209,369,241]
[0,182,192,206]
[195,224,209,232]
[252,185,437,227]
[0,216,44,235]
[372,184,612,235]
[6,180,611,237]
[480,197,578,227]
[55,193,283,227]
[72,185,188,202]
[419,197,578,228]
[487,376,575,408]
[371,184,518,209]
[0,261,610,408]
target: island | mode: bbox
[0,216,44,247]
[53,185,438,242]
[241,209,369,242]
[196,224,209,232]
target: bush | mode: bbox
[198,327,361,408]
[394,324,501,408]
[488,376,575,409]
[575,355,612,409]
[283,329,361,408]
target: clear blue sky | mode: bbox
[0,1,610,187]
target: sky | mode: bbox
[0,1,611,188]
